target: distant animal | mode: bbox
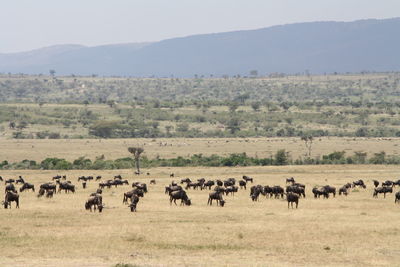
[338,186,348,196]
[286,185,305,198]
[208,192,224,206]
[114,175,122,179]
[165,185,183,195]
[239,180,247,190]
[312,187,329,199]
[287,192,299,209]
[19,183,35,192]
[271,186,284,199]
[85,194,103,212]
[203,180,215,190]
[95,176,102,181]
[57,181,75,193]
[225,186,238,196]
[169,190,191,206]
[352,180,366,188]
[373,187,393,198]
[170,173,175,178]
[395,192,400,203]
[5,179,15,184]
[40,183,57,193]
[323,185,336,197]
[5,183,16,193]
[150,179,156,185]
[242,176,253,183]
[216,180,223,186]
[123,189,144,204]
[0,176,3,182]
[286,177,295,184]
[373,180,380,188]
[3,191,19,209]
[382,180,394,187]
[46,189,55,198]
[393,180,400,187]
[16,176,25,184]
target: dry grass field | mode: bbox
[1,137,400,162]
[0,164,400,267]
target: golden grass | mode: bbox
[0,165,400,266]
[1,137,400,162]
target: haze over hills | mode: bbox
[0,18,399,77]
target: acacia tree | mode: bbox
[128,147,144,174]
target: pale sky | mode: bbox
[1,0,399,53]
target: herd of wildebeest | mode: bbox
[1,173,400,212]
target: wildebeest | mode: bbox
[113,179,129,187]
[57,181,75,193]
[203,180,215,190]
[46,189,55,198]
[286,177,295,184]
[225,186,238,196]
[216,179,223,186]
[19,182,35,192]
[373,186,393,198]
[393,180,400,187]
[123,189,144,204]
[352,179,366,188]
[132,182,147,193]
[286,185,305,198]
[250,185,264,201]
[165,185,183,195]
[16,176,25,184]
[242,176,253,183]
[96,175,102,181]
[180,178,191,184]
[373,180,380,188]
[169,190,191,206]
[312,187,329,199]
[114,175,122,179]
[323,185,336,197]
[129,194,140,212]
[186,182,201,190]
[271,186,284,199]
[208,191,224,206]
[0,176,3,182]
[239,180,247,190]
[3,191,19,209]
[395,192,400,203]
[287,192,299,209]
[339,186,348,196]
[382,180,394,187]
[5,183,16,193]
[85,194,103,212]
[53,175,62,180]
[5,179,15,184]
[150,179,156,185]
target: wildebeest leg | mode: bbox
[295,201,298,209]
[174,199,177,205]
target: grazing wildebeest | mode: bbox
[352,179,366,188]
[85,194,103,212]
[239,180,247,190]
[3,191,19,209]
[242,176,253,183]
[225,186,238,196]
[208,192,224,206]
[263,186,272,198]
[395,192,400,203]
[78,176,88,182]
[114,175,122,179]
[132,182,147,193]
[169,190,191,206]
[373,180,380,188]
[323,185,336,197]
[382,180,394,187]
[250,185,264,201]
[373,186,393,198]
[287,192,299,209]
[203,180,215,190]
[223,180,234,187]
[170,173,175,178]
[286,177,295,184]
[53,175,62,180]
[96,176,102,181]
[393,180,400,187]
[150,179,156,185]
[216,180,223,186]
[339,186,348,196]
[186,182,201,190]
[113,179,129,187]
[180,178,191,184]
[197,178,206,188]
[5,183,16,193]
[16,176,25,184]
[129,194,140,212]
[46,189,55,198]
[286,185,305,198]
[271,186,284,199]
[19,182,35,192]
[312,187,329,199]
[37,188,46,198]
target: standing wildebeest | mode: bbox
[19,182,35,192]
[339,186,349,196]
[85,194,103,212]
[129,194,140,212]
[216,179,223,186]
[352,180,366,188]
[57,181,75,193]
[373,187,393,198]
[286,185,305,198]
[250,185,264,201]
[46,189,55,198]
[170,173,175,178]
[242,176,253,183]
[203,180,215,190]
[53,175,62,180]
[165,185,182,195]
[123,189,144,204]
[180,178,191,184]
[373,180,380,188]
[5,179,15,184]
[287,192,299,209]
[393,180,400,187]
[132,182,147,193]
[5,183,16,193]
[3,191,19,209]
[16,176,25,184]
[271,186,284,199]
[286,177,295,184]
[312,187,329,199]
[225,186,238,196]
[96,176,102,181]
[239,180,247,190]
[208,191,224,206]
[114,175,122,179]
[169,190,191,206]
[150,179,156,185]
[382,180,394,187]
[323,185,336,197]
[395,192,400,203]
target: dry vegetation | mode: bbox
[1,164,400,266]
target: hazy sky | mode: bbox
[1,0,399,53]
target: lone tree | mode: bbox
[301,136,314,157]
[128,147,144,174]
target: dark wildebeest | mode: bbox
[186,182,201,190]
[57,181,75,193]
[323,185,336,197]
[242,176,253,183]
[169,190,191,206]
[78,176,89,182]
[338,186,348,196]
[16,176,25,184]
[216,180,223,186]
[150,179,156,185]
[170,173,175,178]
[53,175,62,180]
[225,186,238,196]
[352,180,366,188]
[123,189,144,204]
[224,180,234,188]
[180,178,191,184]
[85,194,103,212]
[129,194,140,212]
[113,179,129,187]
[5,179,15,185]
[312,187,329,199]
[197,178,206,188]
[19,182,35,192]
[286,177,295,184]
[263,186,272,198]
[393,180,400,187]
[165,185,183,195]
[203,180,215,190]
[250,185,264,201]
[373,187,393,198]
[208,191,224,206]
[46,189,55,198]
[287,192,299,209]
[271,186,284,199]
[373,180,380,188]
[3,191,19,209]
[132,182,147,193]
[395,192,400,203]
[114,175,122,179]
[286,185,305,198]
[0,176,3,182]
[5,183,16,193]
[96,176,102,181]
[382,180,394,187]
[239,180,247,190]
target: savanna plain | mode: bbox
[1,139,400,267]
